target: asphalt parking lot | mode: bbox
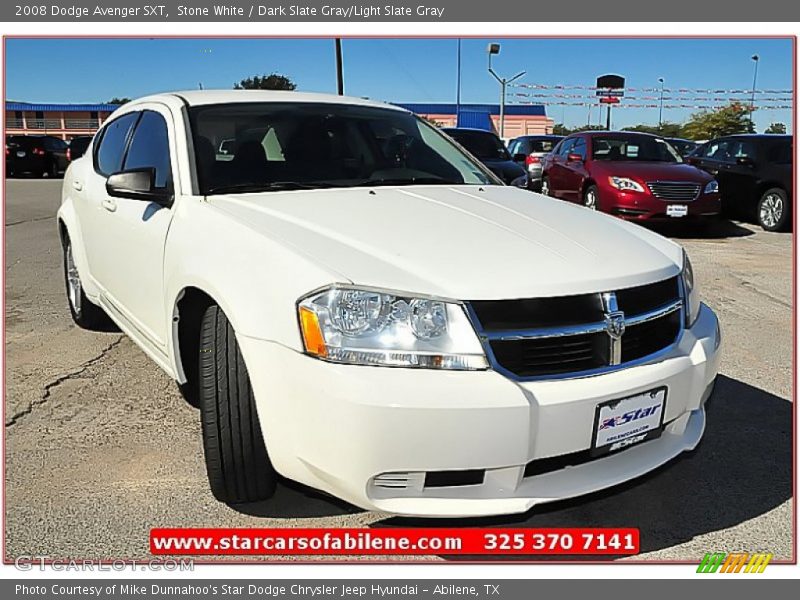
[4,178,793,562]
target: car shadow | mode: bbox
[371,375,792,561]
[229,476,364,519]
[647,218,755,240]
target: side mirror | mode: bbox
[512,152,527,163]
[106,168,172,205]
[567,152,583,163]
[736,156,755,167]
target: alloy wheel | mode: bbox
[760,193,783,229]
[66,243,82,317]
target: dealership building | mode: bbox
[5,100,552,141]
[395,103,553,137]
[5,102,118,141]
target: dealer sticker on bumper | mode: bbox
[666,204,688,217]
[592,387,666,455]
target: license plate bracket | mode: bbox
[591,387,667,457]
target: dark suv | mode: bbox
[6,135,70,178]
[687,134,792,231]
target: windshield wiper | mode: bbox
[205,181,329,195]
[359,176,462,187]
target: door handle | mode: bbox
[72,180,83,191]
[101,198,117,212]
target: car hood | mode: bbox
[593,161,712,183]
[210,185,683,300]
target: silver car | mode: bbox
[509,135,564,191]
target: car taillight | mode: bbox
[33,148,45,156]
[66,148,72,161]
[525,154,541,166]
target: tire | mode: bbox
[199,305,277,504]
[63,236,113,330]
[540,176,551,196]
[757,187,790,232]
[584,184,599,210]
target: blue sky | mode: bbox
[5,37,794,131]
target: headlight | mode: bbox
[704,180,719,194]
[608,176,644,192]
[297,286,488,370]
[682,250,701,328]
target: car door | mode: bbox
[560,136,589,204]
[693,138,731,178]
[718,138,759,209]
[83,106,177,352]
[546,137,576,198]
[75,111,140,282]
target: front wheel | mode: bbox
[584,184,599,210]
[199,305,277,504]
[757,187,790,232]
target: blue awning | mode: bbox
[6,102,119,112]
[457,110,494,131]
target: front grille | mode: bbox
[468,276,682,379]
[646,181,701,201]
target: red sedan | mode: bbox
[541,132,721,222]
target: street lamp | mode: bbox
[750,54,760,131]
[658,77,665,129]
[486,43,526,139]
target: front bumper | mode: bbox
[238,303,721,517]
[600,187,722,221]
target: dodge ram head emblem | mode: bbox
[605,311,626,339]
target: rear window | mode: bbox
[766,139,792,164]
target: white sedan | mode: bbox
[58,90,721,517]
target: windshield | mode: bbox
[445,130,510,161]
[591,135,682,163]
[188,103,497,195]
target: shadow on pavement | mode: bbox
[373,375,792,560]
[648,218,755,240]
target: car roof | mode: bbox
[128,90,407,113]
[514,135,564,140]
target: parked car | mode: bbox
[6,135,70,177]
[665,137,699,158]
[59,91,720,517]
[686,134,792,231]
[541,131,721,223]
[508,134,564,190]
[441,127,528,187]
[68,136,94,161]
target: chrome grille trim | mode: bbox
[646,181,701,201]
[481,299,682,341]
[466,279,686,382]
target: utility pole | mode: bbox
[658,77,665,129]
[335,38,344,95]
[487,43,526,139]
[750,54,760,131]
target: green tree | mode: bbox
[107,97,131,105]
[552,123,605,135]
[622,122,684,138]
[765,122,787,134]
[682,102,754,140]
[233,73,297,91]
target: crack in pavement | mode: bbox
[5,215,56,227]
[5,335,125,427]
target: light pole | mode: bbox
[456,39,462,126]
[658,77,665,130]
[750,54,760,131]
[487,43,526,139]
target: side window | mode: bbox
[729,140,756,161]
[767,141,792,164]
[572,138,587,160]
[703,140,731,161]
[557,138,576,157]
[95,113,139,176]
[508,140,519,155]
[123,111,173,189]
